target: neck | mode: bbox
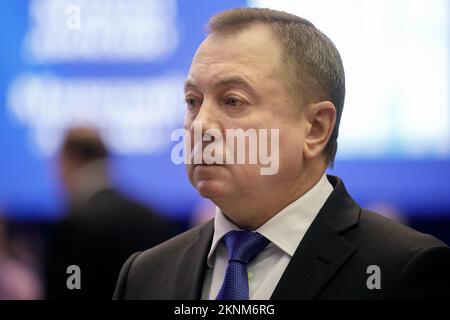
[215,162,327,230]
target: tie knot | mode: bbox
[223,230,270,264]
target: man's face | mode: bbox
[184,25,307,206]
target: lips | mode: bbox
[193,163,223,166]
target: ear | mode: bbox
[303,101,336,161]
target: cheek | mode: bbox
[234,164,261,180]
[183,111,197,130]
[278,127,305,169]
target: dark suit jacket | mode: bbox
[113,176,450,299]
[45,189,178,299]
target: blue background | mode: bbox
[0,0,449,222]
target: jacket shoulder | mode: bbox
[356,209,447,253]
[317,206,450,299]
[114,220,214,299]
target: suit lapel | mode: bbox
[271,175,360,300]
[270,216,356,299]
[174,220,214,299]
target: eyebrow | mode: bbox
[184,76,258,97]
[183,80,197,93]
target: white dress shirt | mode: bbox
[201,174,334,300]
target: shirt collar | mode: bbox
[206,174,334,267]
[207,206,242,267]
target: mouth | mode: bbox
[193,163,223,167]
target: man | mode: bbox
[46,127,177,299]
[114,8,450,299]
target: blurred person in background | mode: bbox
[0,214,42,300]
[45,126,177,299]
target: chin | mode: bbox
[195,179,227,199]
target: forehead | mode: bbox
[187,25,284,88]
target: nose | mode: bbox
[189,98,222,135]
[186,99,224,164]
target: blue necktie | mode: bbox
[216,230,270,300]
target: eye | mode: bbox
[185,97,201,108]
[225,97,244,107]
